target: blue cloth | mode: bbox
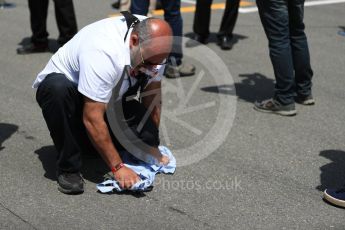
[97,146,176,193]
[338,31,345,37]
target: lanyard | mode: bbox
[120,11,150,99]
[121,11,140,42]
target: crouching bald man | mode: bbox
[33,12,173,194]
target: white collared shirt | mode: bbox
[32,15,163,103]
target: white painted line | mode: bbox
[181,0,196,4]
[305,0,345,6]
[239,7,258,13]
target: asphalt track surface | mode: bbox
[0,0,345,229]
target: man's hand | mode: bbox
[114,166,140,189]
[158,155,170,166]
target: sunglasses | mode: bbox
[138,39,168,66]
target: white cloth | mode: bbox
[97,146,176,193]
[32,15,163,103]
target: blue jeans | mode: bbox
[256,0,313,105]
[130,0,183,65]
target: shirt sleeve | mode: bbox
[77,50,119,103]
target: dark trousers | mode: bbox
[130,0,183,65]
[36,73,159,173]
[257,0,313,105]
[193,0,240,37]
[28,0,78,45]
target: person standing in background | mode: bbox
[17,0,78,54]
[130,0,196,78]
[111,0,157,16]
[186,0,240,50]
[253,0,314,116]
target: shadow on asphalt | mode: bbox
[200,72,274,103]
[81,155,109,183]
[97,187,149,198]
[34,145,109,183]
[34,146,151,197]
[34,145,124,187]
[18,37,60,53]
[184,32,248,49]
[0,123,18,151]
[34,146,58,181]
[316,150,345,191]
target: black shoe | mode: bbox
[16,43,49,55]
[57,172,84,194]
[186,34,208,47]
[295,94,315,105]
[111,0,120,9]
[217,35,233,50]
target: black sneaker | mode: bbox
[57,172,84,194]
[254,98,297,116]
[217,35,233,50]
[111,0,120,9]
[324,187,345,208]
[295,94,315,105]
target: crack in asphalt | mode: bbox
[0,199,38,230]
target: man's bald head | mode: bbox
[133,18,172,41]
[130,18,173,69]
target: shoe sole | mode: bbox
[17,49,49,55]
[296,99,315,105]
[220,46,232,50]
[217,42,232,50]
[324,190,345,208]
[253,106,297,116]
[58,185,84,195]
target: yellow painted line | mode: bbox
[109,1,255,17]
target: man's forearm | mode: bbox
[84,118,122,169]
[142,82,162,128]
[150,105,161,128]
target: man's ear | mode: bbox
[130,33,139,47]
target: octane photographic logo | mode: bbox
[106,36,237,167]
